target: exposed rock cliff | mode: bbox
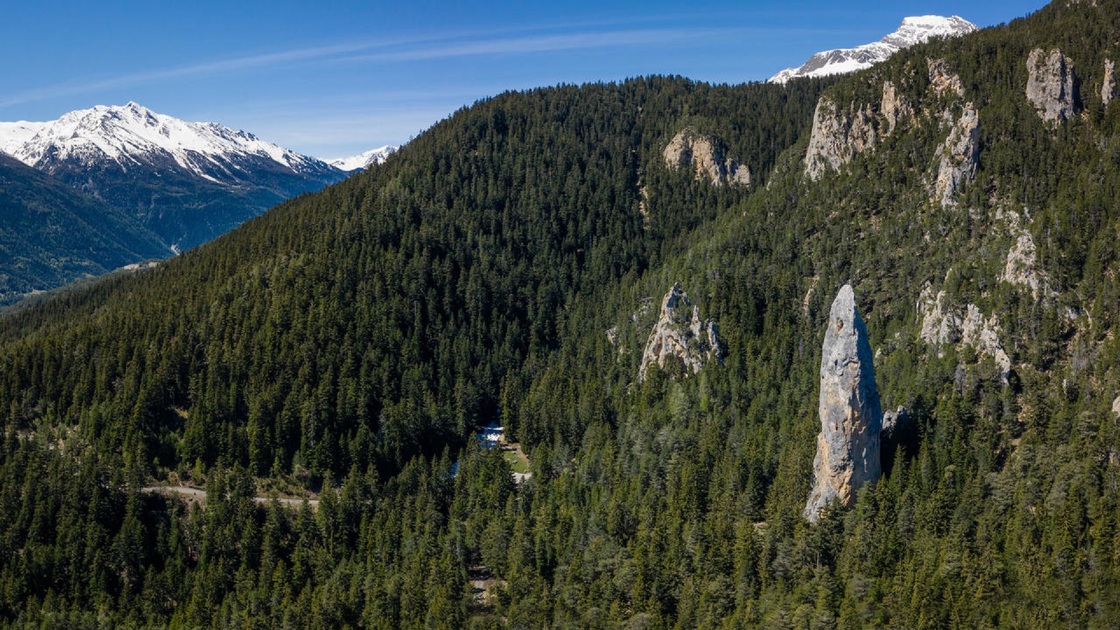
[960,305,1012,381]
[880,81,914,136]
[804,98,878,180]
[933,103,980,207]
[1026,48,1080,126]
[882,406,909,437]
[805,285,882,522]
[662,129,750,187]
[918,285,962,347]
[928,58,965,98]
[918,284,1012,382]
[638,284,720,381]
[999,208,1057,300]
[807,58,979,186]
[1103,59,1117,106]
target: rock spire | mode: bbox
[804,285,882,522]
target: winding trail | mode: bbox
[141,485,320,509]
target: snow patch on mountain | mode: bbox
[0,102,334,182]
[327,145,397,171]
[769,16,978,84]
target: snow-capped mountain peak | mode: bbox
[326,145,398,171]
[0,102,331,181]
[0,103,350,252]
[768,15,978,84]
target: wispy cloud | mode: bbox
[336,27,744,64]
[0,39,407,108]
[0,25,745,109]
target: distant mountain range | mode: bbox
[327,145,398,172]
[0,102,349,252]
[0,103,399,305]
[0,153,167,304]
[768,15,977,83]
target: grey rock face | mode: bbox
[662,129,750,187]
[933,104,980,207]
[917,283,1012,383]
[918,285,963,347]
[804,285,882,522]
[960,305,1012,382]
[804,98,878,180]
[638,284,720,382]
[880,81,914,136]
[882,406,909,438]
[1103,59,1117,107]
[1001,221,1053,300]
[1026,48,1080,126]
[928,58,965,98]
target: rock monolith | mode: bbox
[804,285,882,522]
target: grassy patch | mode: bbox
[502,448,531,474]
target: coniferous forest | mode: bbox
[4,1,1120,627]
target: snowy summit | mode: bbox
[327,145,398,172]
[768,16,978,84]
[0,102,348,253]
[0,102,333,183]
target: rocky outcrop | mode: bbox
[999,208,1056,300]
[928,58,965,98]
[806,61,973,182]
[918,284,1012,382]
[805,285,882,522]
[933,103,980,207]
[638,284,720,381]
[804,98,878,180]
[1026,48,1080,126]
[662,129,750,187]
[918,285,962,347]
[882,406,909,437]
[881,81,914,136]
[1113,395,1120,418]
[960,305,1012,381]
[1103,59,1117,107]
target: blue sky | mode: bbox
[2,1,1046,159]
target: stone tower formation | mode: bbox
[804,284,883,522]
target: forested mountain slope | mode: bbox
[2,0,1120,626]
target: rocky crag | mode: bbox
[638,284,720,382]
[662,128,751,187]
[1102,58,1117,107]
[804,285,883,522]
[933,103,980,207]
[999,208,1057,300]
[918,283,1013,383]
[803,57,980,207]
[1026,48,1080,126]
[803,98,879,181]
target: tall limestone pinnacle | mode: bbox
[804,284,883,522]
